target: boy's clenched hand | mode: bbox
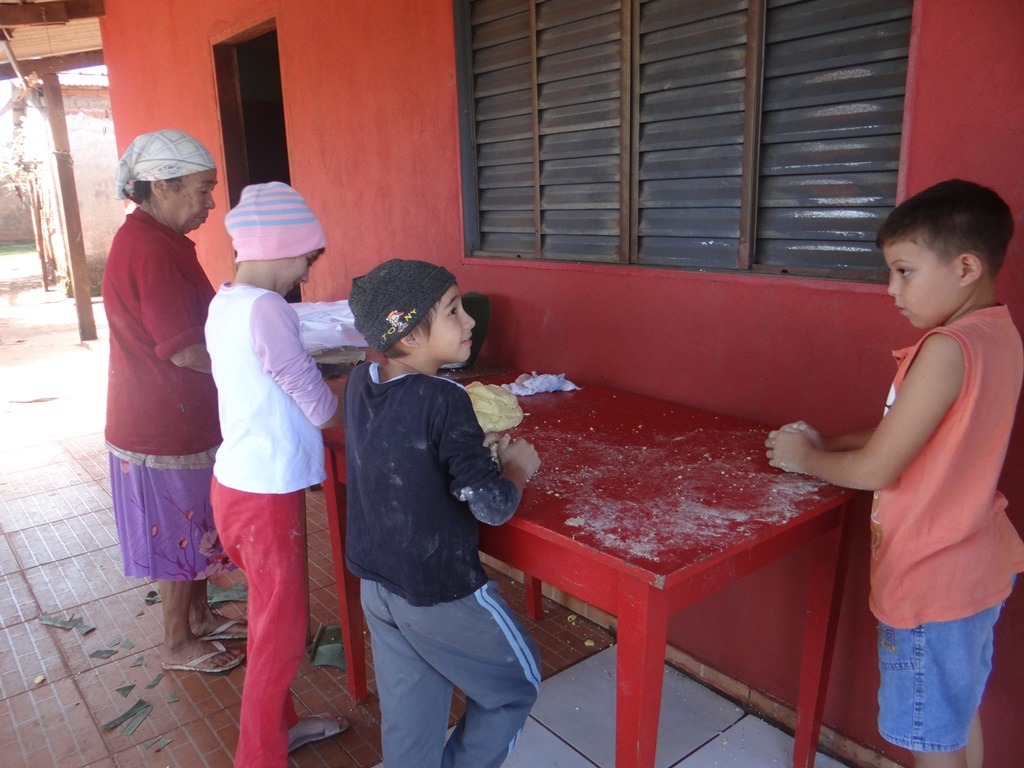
[495,434,541,488]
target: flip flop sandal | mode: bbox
[161,641,245,674]
[287,714,349,753]
[200,617,248,641]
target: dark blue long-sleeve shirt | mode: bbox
[343,362,521,606]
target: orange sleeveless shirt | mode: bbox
[870,305,1024,628]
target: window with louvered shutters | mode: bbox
[455,0,912,281]
[635,0,749,268]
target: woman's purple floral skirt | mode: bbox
[109,453,235,581]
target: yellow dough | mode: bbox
[465,382,524,432]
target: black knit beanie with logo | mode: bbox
[349,259,456,352]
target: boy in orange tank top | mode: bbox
[766,179,1024,768]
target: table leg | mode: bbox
[523,574,544,620]
[323,445,368,703]
[615,578,670,768]
[792,504,852,768]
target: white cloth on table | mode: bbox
[502,372,581,396]
[292,300,367,351]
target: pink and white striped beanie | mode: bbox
[225,181,327,262]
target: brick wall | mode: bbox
[18,81,124,291]
[0,187,33,243]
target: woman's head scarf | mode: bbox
[115,129,216,200]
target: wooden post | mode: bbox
[27,180,50,290]
[40,72,96,341]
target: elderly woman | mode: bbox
[103,129,246,674]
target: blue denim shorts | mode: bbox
[876,600,1005,752]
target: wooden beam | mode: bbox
[0,1,104,26]
[0,37,27,83]
[0,49,103,80]
[40,71,96,341]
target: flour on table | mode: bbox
[522,423,835,564]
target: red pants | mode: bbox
[211,478,306,768]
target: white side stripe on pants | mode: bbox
[475,583,541,690]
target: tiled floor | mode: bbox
[0,249,850,767]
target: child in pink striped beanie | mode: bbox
[226,180,327,264]
[205,182,348,766]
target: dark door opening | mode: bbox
[214,25,302,300]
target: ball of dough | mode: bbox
[465,382,524,432]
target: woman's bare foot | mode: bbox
[191,607,248,640]
[161,636,244,673]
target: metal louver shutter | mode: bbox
[635,0,749,268]
[464,0,626,261]
[537,0,624,261]
[467,0,536,255]
[457,0,912,279]
[755,0,912,277]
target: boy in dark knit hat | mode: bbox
[345,258,542,768]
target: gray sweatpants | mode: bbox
[361,579,541,768]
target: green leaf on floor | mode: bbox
[39,613,79,630]
[121,639,135,650]
[143,736,173,751]
[166,692,179,703]
[115,684,135,698]
[107,637,122,647]
[144,590,161,605]
[144,673,163,689]
[307,624,345,670]
[130,655,144,667]
[123,701,153,736]
[207,582,248,606]
[90,649,118,659]
[101,699,151,731]
[39,612,93,634]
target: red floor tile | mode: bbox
[0,571,38,629]
[0,443,75,476]
[0,438,616,768]
[0,479,112,533]
[9,507,119,568]
[23,545,133,617]
[59,433,108,459]
[75,450,112,483]
[0,617,69,700]
[0,460,94,500]
[0,537,18,576]
[0,677,109,766]
[76,647,244,757]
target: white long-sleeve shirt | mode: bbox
[206,282,337,494]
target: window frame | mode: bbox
[454,0,910,282]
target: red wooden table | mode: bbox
[322,381,855,768]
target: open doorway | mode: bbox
[214,23,301,300]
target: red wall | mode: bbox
[100,0,1024,764]
[897,2,1024,764]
